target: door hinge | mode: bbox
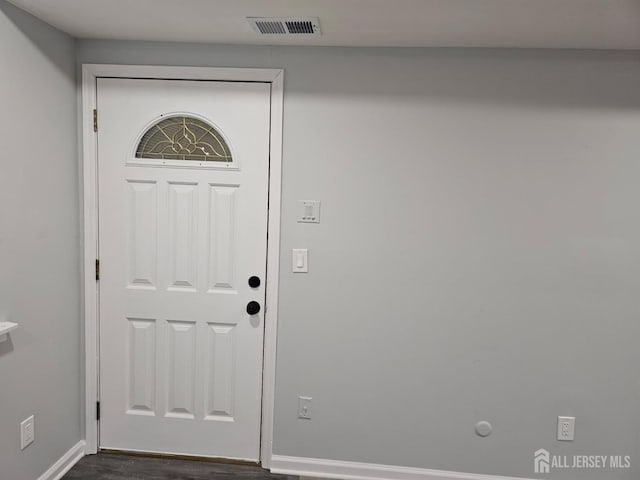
[95,259,100,281]
[93,109,98,132]
[96,401,100,421]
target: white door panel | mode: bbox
[97,78,270,460]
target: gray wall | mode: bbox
[0,2,80,479]
[76,42,640,479]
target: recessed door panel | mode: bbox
[168,182,198,290]
[127,181,157,289]
[209,185,238,292]
[127,318,156,416]
[206,323,236,421]
[166,320,196,418]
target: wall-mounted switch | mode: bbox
[298,396,312,419]
[20,415,35,450]
[292,249,308,273]
[297,200,320,223]
[557,416,575,441]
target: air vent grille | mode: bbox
[248,17,321,36]
[256,21,286,35]
[285,21,315,34]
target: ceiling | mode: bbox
[8,0,640,49]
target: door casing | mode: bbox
[81,64,284,468]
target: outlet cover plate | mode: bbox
[557,416,575,441]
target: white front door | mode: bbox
[97,78,271,460]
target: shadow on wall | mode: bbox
[275,47,640,112]
[77,38,640,111]
[0,0,76,82]
[0,337,14,356]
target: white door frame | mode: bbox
[81,64,283,468]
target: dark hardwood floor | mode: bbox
[62,453,298,480]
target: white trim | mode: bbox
[260,70,284,469]
[37,440,86,480]
[81,64,284,464]
[81,64,99,454]
[270,456,537,480]
[83,64,282,83]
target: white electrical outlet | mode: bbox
[20,415,35,450]
[557,416,575,441]
[298,396,312,419]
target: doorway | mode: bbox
[82,66,283,465]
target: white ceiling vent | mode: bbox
[248,17,321,36]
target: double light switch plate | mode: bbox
[297,200,320,223]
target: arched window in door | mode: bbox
[135,116,232,162]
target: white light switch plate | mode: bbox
[298,396,312,419]
[20,415,35,450]
[297,200,320,223]
[292,249,308,273]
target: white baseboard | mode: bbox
[270,455,535,480]
[37,440,86,480]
